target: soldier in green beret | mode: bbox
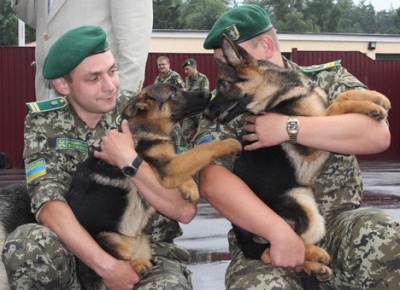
[154,56,186,90]
[2,26,195,290]
[197,4,399,289]
[181,58,210,146]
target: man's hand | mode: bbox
[94,120,137,169]
[100,259,140,290]
[268,227,305,273]
[242,113,288,151]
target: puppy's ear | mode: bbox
[123,95,150,117]
[221,34,255,68]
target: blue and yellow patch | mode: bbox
[56,138,88,152]
[195,131,212,146]
[26,158,47,183]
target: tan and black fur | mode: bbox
[203,35,391,283]
[0,83,241,289]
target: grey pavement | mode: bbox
[175,160,400,290]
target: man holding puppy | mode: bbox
[2,26,195,289]
[197,4,400,289]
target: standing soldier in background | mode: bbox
[181,58,210,146]
[154,56,186,90]
[154,56,188,151]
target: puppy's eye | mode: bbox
[171,91,179,100]
[219,80,230,91]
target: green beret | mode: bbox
[182,58,197,68]
[43,26,109,79]
[204,4,273,49]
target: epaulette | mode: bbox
[300,60,341,73]
[26,97,68,113]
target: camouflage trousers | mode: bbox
[226,208,400,290]
[2,223,192,290]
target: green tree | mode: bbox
[153,0,184,29]
[179,0,227,30]
[0,0,35,46]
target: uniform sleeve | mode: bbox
[175,74,186,90]
[194,115,244,170]
[201,75,210,92]
[313,66,368,104]
[11,0,37,28]
[110,0,153,93]
[24,113,86,216]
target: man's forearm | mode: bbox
[297,114,390,155]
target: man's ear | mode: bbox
[52,78,70,95]
[260,34,275,59]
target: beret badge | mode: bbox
[225,24,240,41]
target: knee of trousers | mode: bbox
[2,223,72,271]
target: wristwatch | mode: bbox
[121,155,143,177]
[286,116,300,144]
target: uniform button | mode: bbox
[86,132,92,140]
[88,145,95,152]
[43,34,49,41]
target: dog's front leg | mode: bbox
[324,90,391,120]
[160,138,241,202]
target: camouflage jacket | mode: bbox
[195,57,371,217]
[154,69,186,90]
[184,72,210,92]
[24,90,185,243]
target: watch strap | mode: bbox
[131,155,143,169]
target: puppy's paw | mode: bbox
[367,106,388,120]
[368,91,391,110]
[304,261,333,282]
[305,244,331,265]
[131,258,153,277]
[178,183,200,203]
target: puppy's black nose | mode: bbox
[203,103,219,120]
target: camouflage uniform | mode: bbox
[182,72,210,146]
[195,58,400,290]
[154,69,186,90]
[2,91,192,289]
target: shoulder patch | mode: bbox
[300,60,342,73]
[26,97,68,113]
[26,158,47,183]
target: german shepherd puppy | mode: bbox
[0,83,241,289]
[203,35,391,283]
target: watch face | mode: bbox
[287,120,299,134]
[122,165,137,177]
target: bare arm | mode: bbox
[38,201,140,289]
[199,164,305,271]
[94,120,197,223]
[243,113,390,154]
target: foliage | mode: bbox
[0,0,35,46]
[1,0,400,46]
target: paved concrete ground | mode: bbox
[175,160,400,290]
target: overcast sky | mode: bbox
[354,0,400,11]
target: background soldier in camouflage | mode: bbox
[2,26,195,290]
[196,5,399,289]
[181,58,210,146]
[154,56,186,90]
